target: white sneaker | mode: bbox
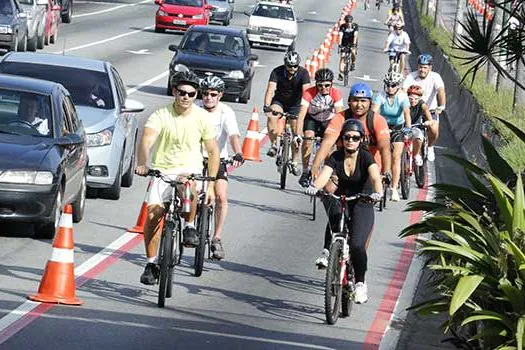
[354,282,368,304]
[315,249,329,269]
[427,146,435,162]
[414,154,423,167]
[391,188,400,202]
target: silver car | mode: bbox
[208,0,234,26]
[0,52,145,200]
[18,0,46,51]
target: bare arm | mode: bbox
[436,86,446,113]
[377,136,391,175]
[311,132,338,179]
[403,106,411,128]
[264,82,277,107]
[203,138,220,205]
[421,103,433,123]
[135,127,159,174]
[368,163,383,194]
[229,134,242,155]
[313,165,334,189]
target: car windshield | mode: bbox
[0,0,13,15]
[0,89,53,138]
[163,0,202,6]
[252,4,294,20]
[0,63,115,110]
[181,32,245,57]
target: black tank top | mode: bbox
[410,100,424,124]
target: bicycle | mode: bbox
[275,112,296,190]
[411,124,428,189]
[303,135,323,221]
[311,192,375,325]
[378,175,390,211]
[385,49,410,73]
[339,46,352,87]
[143,170,215,307]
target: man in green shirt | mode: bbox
[135,70,220,285]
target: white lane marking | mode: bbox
[73,0,151,18]
[127,49,152,55]
[355,75,378,82]
[53,25,153,54]
[254,61,265,68]
[126,71,169,95]
[307,11,317,14]
[0,232,139,336]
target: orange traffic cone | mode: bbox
[128,178,153,234]
[29,205,82,305]
[242,107,261,162]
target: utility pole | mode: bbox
[514,55,525,112]
[487,4,502,87]
[434,0,441,27]
[453,0,466,47]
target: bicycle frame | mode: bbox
[276,113,295,190]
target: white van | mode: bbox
[246,1,297,49]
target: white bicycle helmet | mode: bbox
[383,71,404,86]
[200,75,225,92]
[284,51,301,66]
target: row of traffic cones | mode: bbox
[467,0,494,21]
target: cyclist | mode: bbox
[338,14,359,78]
[407,85,433,166]
[135,70,220,285]
[384,5,404,32]
[402,53,446,162]
[311,83,391,187]
[305,119,383,304]
[371,71,410,202]
[295,68,344,187]
[383,23,411,74]
[263,50,311,177]
[197,75,244,260]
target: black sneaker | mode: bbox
[266,145,278,157]
[211,238,225,260]
[140,263,159,285]
[183,226,199,246]
[350,63,355,71]
[298,171,311,187]
[338,73,344,81]
[290,162,301,176]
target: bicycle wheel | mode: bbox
[415,140,428,188]
[158,220,175,308]
[166,220,179,299]
[325,240,344,325]
[280,136,290,190]
[311,195,316,221]
[343,55,350,87]
[341,261,355,317]
[376,0,380,9]
[400,148,411,199]
[194,202,210,277]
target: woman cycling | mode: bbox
[371,71,410,201]
[305,119,383,304]
[407,85,433,166]
[384,6,404,33]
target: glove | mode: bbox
[370,192,382,202]
[293,135,303,147]
[232,152,244,164]
[305,185,318,196]
[382,171,392,185]
[263,105,272,113]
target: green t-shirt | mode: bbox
[145,104,216,172]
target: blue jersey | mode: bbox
[372,91,409,126]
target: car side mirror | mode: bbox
[168,44,178,52]
[154,0,162,5]
[205,4,213,10]
[121,98,145,113]
[57,133,84,146]
[248,54,258,61]
[36,0,47,5]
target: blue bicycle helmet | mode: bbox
[417,53,433,65]
[349,83,373,99]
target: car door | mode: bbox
[12,0,27,41]
[110,66,133,167]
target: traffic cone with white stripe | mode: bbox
[29,205,82,305]
[242,107,261,162]
[128,178,153,234]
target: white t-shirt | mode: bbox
[32,117,49,135]
[403,71,444,110]
[386,31,411,52]
[197,101,240,158]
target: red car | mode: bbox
[155,0,212,33]
[44,0,60,45]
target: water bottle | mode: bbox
[182,181,192,213]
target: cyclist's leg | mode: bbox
[213,165,228,241]
[266,100,284,156]
[428,112,439,147]
[338,50,346,79]
[287,105,300,162]
[299,116,317,185]
[399,52,406,73]
[350,46,356,65]
[390,129,404,191]
[349,202,374,284]
[177,175,201,245]
[412,127,424,159]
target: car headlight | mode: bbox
[157,9,168,16]
[0,25,13,34]
[0,171,53,185]
[216,7,227,12]
[283,28,296,36]
[192,14,203,19]
[86,126,114,147]
[248,25,259,32]
[174,63,189,72]
[226,70,244,79]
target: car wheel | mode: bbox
[17,33,27,52]
[10,34,18,52]
[62,2,72,23]
[99,158,122,200]
[239,80,252,104]
[37,31,45,49]
[121,138,136,188]
[72,172,86,223]
[34,187,62,239]
[223,18,230,26]
[44,30,49,45]
[155,26,165,33]
[248,40,254,48]
[27,34,37,51]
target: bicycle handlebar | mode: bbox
[141,169,216,185]
[314,192,372,202]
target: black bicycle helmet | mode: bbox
[315,68,334,82]
[284,51,301,66]
[340,119,365,137]
[417,53,433,65]
[200,75,225,92]
[170,70,200,89]
[344,14,353,22]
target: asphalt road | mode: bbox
[0,1,435,349]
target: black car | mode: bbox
[0,74,87,238]
[0,0,28,52]
[168,25,258,103]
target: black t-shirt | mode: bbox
[339,23,359,46]
[410,99,425,124]
[269,65,311,106]
[326,148,375,196]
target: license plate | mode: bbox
[262,36,279,42]
[173,19,186,25]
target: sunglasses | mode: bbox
[176,89,197,98]
[286,65,299,69]
[271,110,283,116]
[385,83,399,88]
[202,91,220,97]
[342,134,362,142]
[316,83,332,88]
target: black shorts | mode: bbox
[270,99,301,119]
[389,124,405,143]
[304,115,330,136]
